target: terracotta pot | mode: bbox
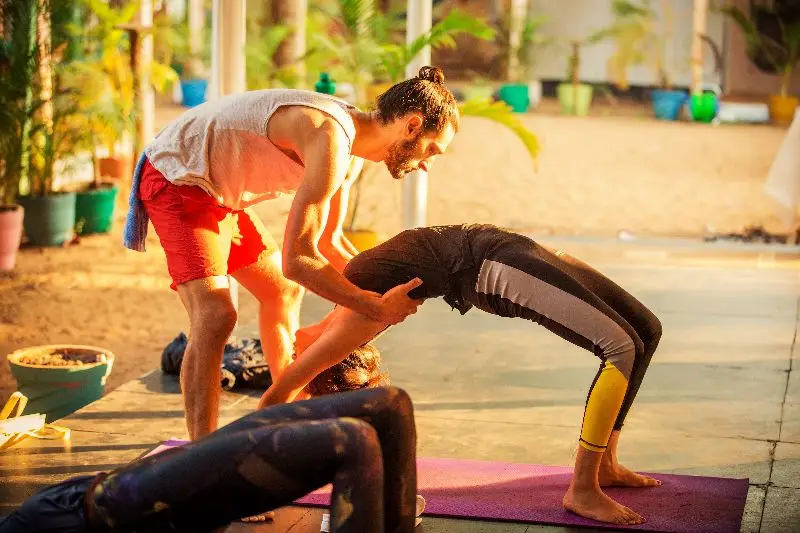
[0,204,24,271]
[769,94,799,127]
[98,157,130,181]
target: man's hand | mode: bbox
[373,278,424,325]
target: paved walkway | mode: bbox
[1,237,798,532]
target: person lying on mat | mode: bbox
[261,223,664,526]
[0,387,417,533]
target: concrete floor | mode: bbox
[1,237,798,532]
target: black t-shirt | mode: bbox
[343,224,475,304]
[343,224,536,315]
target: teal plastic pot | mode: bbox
[75,183,119,235]
[498,83,530,113]
[557,83,594,116]
[8,345,114,422]
[652,90,688,120]
[18,192,76,246]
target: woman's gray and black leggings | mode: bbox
[463,240,662,453]
[89,386,417,533]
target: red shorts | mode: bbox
[139,159,279,290]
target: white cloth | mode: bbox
[764,109,800,228]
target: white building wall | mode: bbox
[528,0,725,88]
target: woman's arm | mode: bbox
[260,306,392,407]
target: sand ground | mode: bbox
[0,99,791,404]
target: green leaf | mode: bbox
[459,99,539,163]
[719,5,762,50]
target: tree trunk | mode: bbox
[271,0,306,84]
[36,0,53,195]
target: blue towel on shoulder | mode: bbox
[122,153,150,252]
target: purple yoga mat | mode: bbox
[296,457,748,533]
[147,441,747,533]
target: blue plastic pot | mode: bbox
[651,90,688,121]
[181,79,208,107]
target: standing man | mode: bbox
[123,66,459,439]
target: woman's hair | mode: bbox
[305,343,390,397]
[376,65,460,133]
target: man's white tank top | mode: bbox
[144,89,358,210]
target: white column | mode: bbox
[507,0,528,81]
[691,0,708,94]
[137,0,155,146]
[188,0,203,72]
[292,0,308,85]
[210,0,246,100]
[402,0,432,229]
[210,0,247,318]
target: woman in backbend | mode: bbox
[264,223,663,526]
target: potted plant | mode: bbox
[557,21,612,117]
[603,0,687,121]
[497,6,553,112]
[66,0,136,235]
[15,0,86,248]
[311,1,494,108]
[153,11,210,108]
[309,0,396,106]
[66,0,176,235]
[462,72,495,102]
[721,2,800,126]
[557,39,599,117]
[0,0,38,269]
[8,344,114,422]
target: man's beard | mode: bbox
[384,134,422,180]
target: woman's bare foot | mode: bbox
[563,485,645,525]
[599,461,661,488]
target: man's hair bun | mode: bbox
[418,66,445,84]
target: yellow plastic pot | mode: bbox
[769,94,799,126]
[344,229,380,252]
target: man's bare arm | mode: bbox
[319,156,363,270]
[319,183,355,272]
[282,122,421,323]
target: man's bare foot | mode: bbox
[563,485,644,525]
[599,461,661,488]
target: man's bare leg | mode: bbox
[177,276,238,440]
[598,430,661,487]
[233,251,304,383]
[563,446,645,525]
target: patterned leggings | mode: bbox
[1,387,417,533]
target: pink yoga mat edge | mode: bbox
[147,441,748,533]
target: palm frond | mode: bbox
[459,99,539,163]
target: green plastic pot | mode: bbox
[75,183,119,235]
[7,345,114,422]
[690,92,718,123]
[557,83,594,116]
[17,192,76,246]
